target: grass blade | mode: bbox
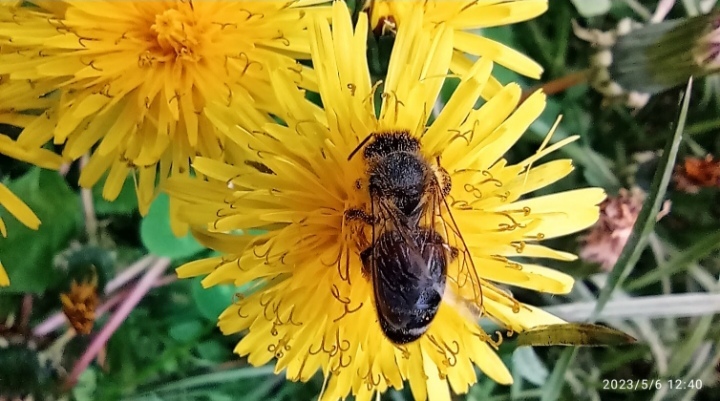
[541,79,692,401]
[540,348,577,401]
[589,79,692,321]
[132,365,275,397]
[545,292,720,320]
[626,229,720,290]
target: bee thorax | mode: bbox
[369,152,429,216]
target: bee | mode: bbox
[346,130,481,344]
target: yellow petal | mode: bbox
[474,257,574,294]
[454,30,543,78]
[0,262,9,286]
[484,299,565,332]
[423,58,493,154]
[0,183,40,230]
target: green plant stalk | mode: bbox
[686,118,720,136]
[667,314,714,377]
[136,365,275,395]
[590,80,692,321]
[626,230,720,290]
[540,348,578,401]
[542,80,692,401]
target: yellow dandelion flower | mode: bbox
[366,0,547,98]
[0,0,330,216]
[0,135,62,286]
[166,2,603,400]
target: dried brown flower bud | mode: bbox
[580,188,671,270]
[60,274,99,335]
[673,155,720,194]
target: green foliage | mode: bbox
[0,344,54,397]
[190,277,248,322]
[569,0,612,17]
[3,1,720,401]
[93,174,138,215]
[594,80,691,321]
[140,193,205,260]
[512,347,549,386]
[0,168,81,293]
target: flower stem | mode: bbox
[20,293,33,332]
[80,154,99,245]
[651,0,676,23]
[58,163,72,177]
[520,70,589,104]
[105,255,157,294]
[64,257,171,389]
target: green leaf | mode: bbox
[93,173,138,215]
[569,0,611,17]
[168,319,204,342]
[540,348,577,401]
[196,341,231,363]
[0,168,81,293]
[140,193,205,260]
[667,314,713,376]
[516,324,636,347]
[191,277,248,322]
[512,347,548,386]
[72,369,98,401]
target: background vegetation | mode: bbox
[1,0,720,400]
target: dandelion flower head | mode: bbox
[366,0,548,98]
[0,0,329,215]
[166,2,605,400]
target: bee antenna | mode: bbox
[348,133,375,161]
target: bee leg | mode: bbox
[359,245,373,279]
[447,245,460,263]
[438,166,452,196]
[432,157,452,195]
[343,208,376,225]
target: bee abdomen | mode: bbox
[368,229,448,344]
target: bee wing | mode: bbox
[369,226,446,344]
[420,186,486,316]
[371,194,419,247]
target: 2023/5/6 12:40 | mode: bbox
[602,379,703,391]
